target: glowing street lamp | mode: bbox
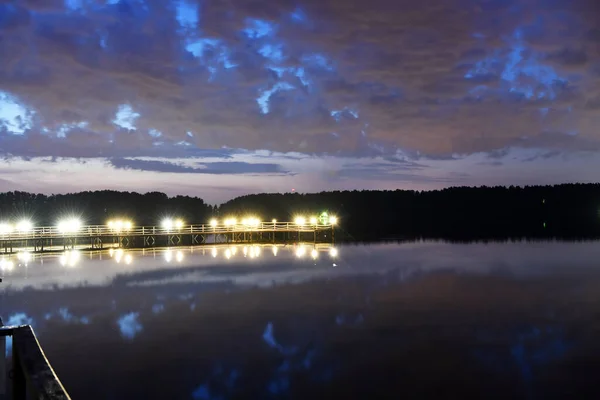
[16,219,33,234]
[329,216,338,225]
[309,216,318,225]
[162,218,174,230]
[330,248,338,258]
[162,218,184,231]
[294,216,306,226]
[57,218,82,234]
[210,219,218,228]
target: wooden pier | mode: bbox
[0,220,336,254]
[0,320,71,399]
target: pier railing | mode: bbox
[0,323,70,399]
[0,221,333,240]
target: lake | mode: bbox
[2,241,600,399]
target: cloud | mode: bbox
[109,157,291,175]
[0,0,598,158]
[0,0,600,196]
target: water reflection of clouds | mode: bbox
[2,242,600,398]
[117,312,143,340]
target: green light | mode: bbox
[319,211,329,225]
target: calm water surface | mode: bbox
[2,241,600,399]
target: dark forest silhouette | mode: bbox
[0,190,213,227]
[0,184,599,240]
[218,184,600,241]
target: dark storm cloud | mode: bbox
[109,158,290,175]
[1,0,600,164]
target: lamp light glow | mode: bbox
[58,218,82,234]
[295,246,306,258]
[295,216,306,226]
[0,223,12,235]
[329,216,338,225]
[16,219,33,233]
[162,218,174,230]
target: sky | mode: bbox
[1,0,600,204]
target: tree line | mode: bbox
[218,184,600,241]
[0,184,599,240]
[0,190,213,227]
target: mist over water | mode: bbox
[1,241,600,399]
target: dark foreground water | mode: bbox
[2,241,600,399]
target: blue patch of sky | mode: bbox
[243,18,277,39]
[302,53,334,71]
[290,7,307,23]
[8,312,33,326]
[113,104,140,130]
[56,121,88,138]
[259,44,286,62]
[268,66,309,87]
[117,312,143,340]
[64,0,85,12]
[148,129,162,138]
[257,82,295,114]
[465,28,567,100]
[185,38,237,79]
[0,91,34,135]
[331,107,359,122]
[175,0,198,31]
[186,38,221,58]
[57,307,89,324]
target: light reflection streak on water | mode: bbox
[0,244,340,290]
[0,257,14,271]
[59,250,80,267]
[311,248,318,259]
[296,246,306,258]
[17,251,31,265]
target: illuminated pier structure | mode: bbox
[0,215,338,254]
